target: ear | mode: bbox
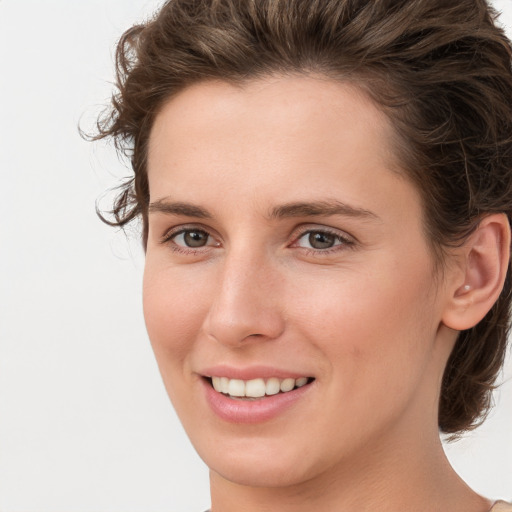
[442,213,511,331]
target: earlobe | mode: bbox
[442,213,511,331]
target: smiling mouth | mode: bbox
[205,376,315,400]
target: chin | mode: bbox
[209,456,314,488]
[194,432,332,489]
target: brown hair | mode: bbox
[94,0,512,435]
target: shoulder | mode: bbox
[491,501,512,512]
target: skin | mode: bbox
[143,74,506,512]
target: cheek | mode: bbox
[290,256,438,387]
[286,264,439,449]
[142,261,211,366]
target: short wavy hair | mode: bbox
[94,0,512,435]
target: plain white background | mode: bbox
[0,1,511,511]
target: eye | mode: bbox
[300,231,338,249]
[292,228,354,252]
[162,227,219,253]
[173,229,211,248]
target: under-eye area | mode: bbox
[204,376,316,399]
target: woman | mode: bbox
[95,0,512,510]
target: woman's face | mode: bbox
[144,75,457,487]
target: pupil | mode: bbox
[184,231,208,247]
[309,232,335,249]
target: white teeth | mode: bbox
[296,377,308,388]
[212,376,222,392]
[228,379,245,397]
[245,378,266,398]
[210,376,311,398]
[280,378,295,392]
[220,377,229,394]
[265,377,281,395]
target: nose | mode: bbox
[202,251,285,347]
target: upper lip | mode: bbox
[199,365,313,381]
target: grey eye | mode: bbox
[307,231,337,249]
[175,230,210,248]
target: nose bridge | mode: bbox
[203,244,284,345]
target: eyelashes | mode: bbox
[170,229,216,249]
[161,226,219,254]
[160,224,356,257]
[292,229,355,253]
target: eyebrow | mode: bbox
[268,200,380,221]
[148,198,380,221]
[148,199,212,218]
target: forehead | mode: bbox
[148,74,399,166]
[145,75,423,230]
[152,74,382,125]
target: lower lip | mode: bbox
[201,378,313,424]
